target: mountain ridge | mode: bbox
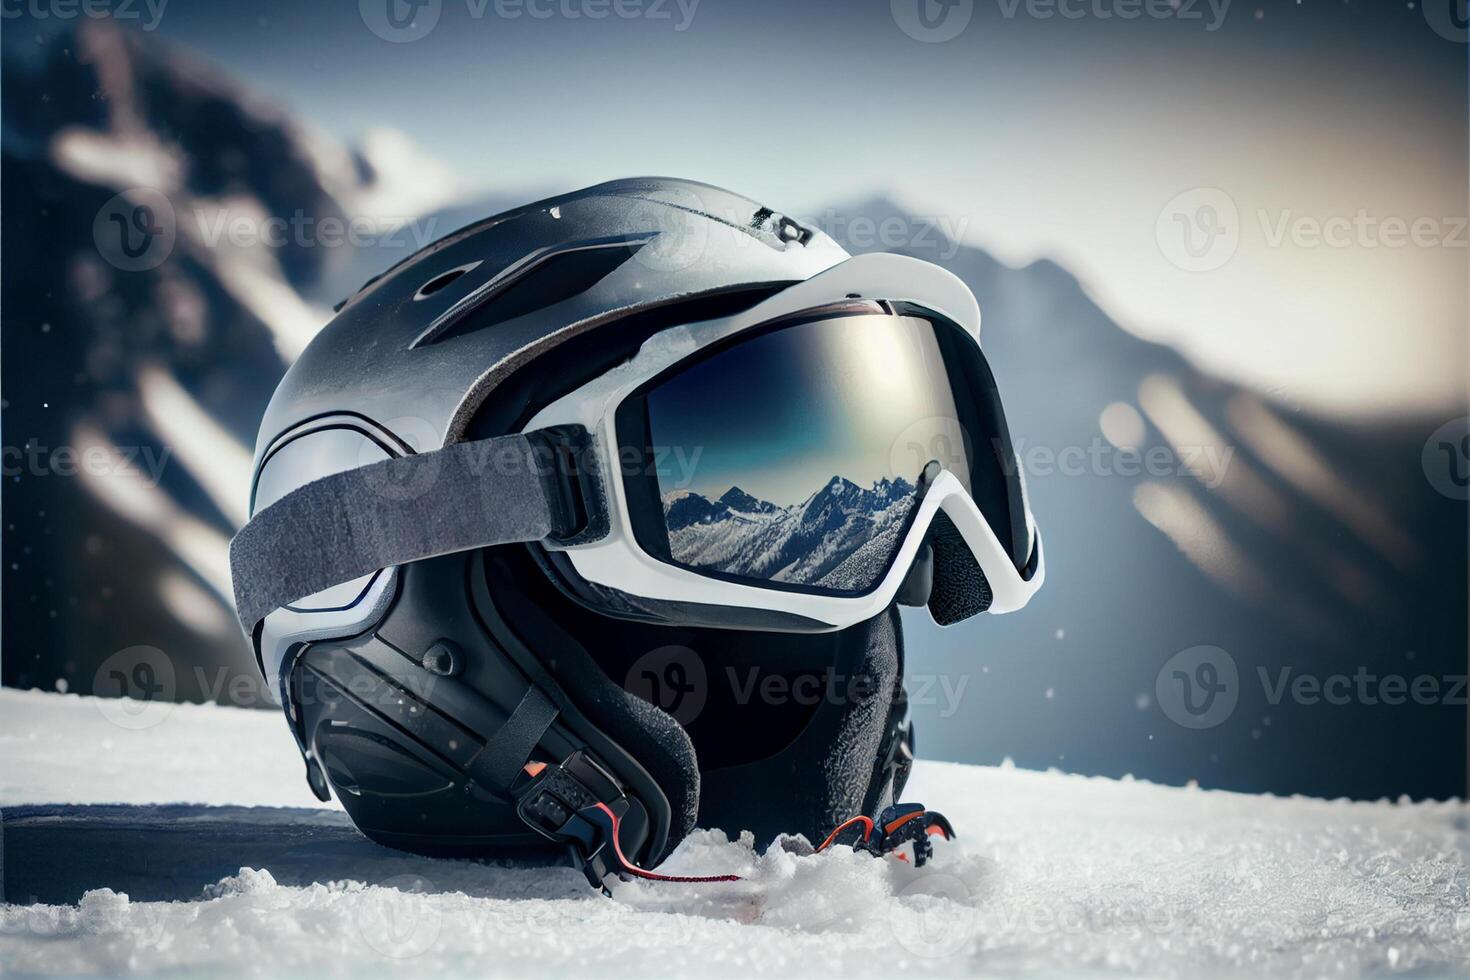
[664,474,917,591]
[2,20,1462,799]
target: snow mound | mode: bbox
[2,689,1468,977]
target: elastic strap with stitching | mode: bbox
[230,432,562,633]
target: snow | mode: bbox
[347,127,462,223]
[2,688,1468,977]
[51,127,183,194]
[0,689,323,809]
[665,476,916,591]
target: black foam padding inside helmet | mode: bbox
[693,605,906,845]
[486,543,909,847]
[926,511,994,626]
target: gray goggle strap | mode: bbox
[230,427,596,634]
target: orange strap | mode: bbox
[814,814,875,852]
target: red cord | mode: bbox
[585,804,941,886]
[591,803,742,883]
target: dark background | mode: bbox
[3,0,1466,801]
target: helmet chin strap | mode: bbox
[514,748,739,893]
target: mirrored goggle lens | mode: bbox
[620,307,1021,596]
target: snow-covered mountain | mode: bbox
[822,197,1467,801]
[1,21,1462,801]
[1,21,455,704]
[664,477,916,591]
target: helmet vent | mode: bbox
[413,237,649,348]
[414,261,483,301]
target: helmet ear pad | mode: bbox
[283,549,696,867]
[474,546,701,864]
[504,542,909,848]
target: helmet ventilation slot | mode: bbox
[414,261,483,301]
[412,237,650,348]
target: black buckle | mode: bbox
[865,802,955,867]
[524,425,605,544]
[516,750,628,892]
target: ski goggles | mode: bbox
[230,254,1042,636]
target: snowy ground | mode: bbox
[2,688,1467,978]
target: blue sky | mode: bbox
[136,0,1468,418]
[646,314,960,505]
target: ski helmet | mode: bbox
[231,178,1042,883]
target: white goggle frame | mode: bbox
[524,252,1043,630]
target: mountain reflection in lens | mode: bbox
[646,313,967,594]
